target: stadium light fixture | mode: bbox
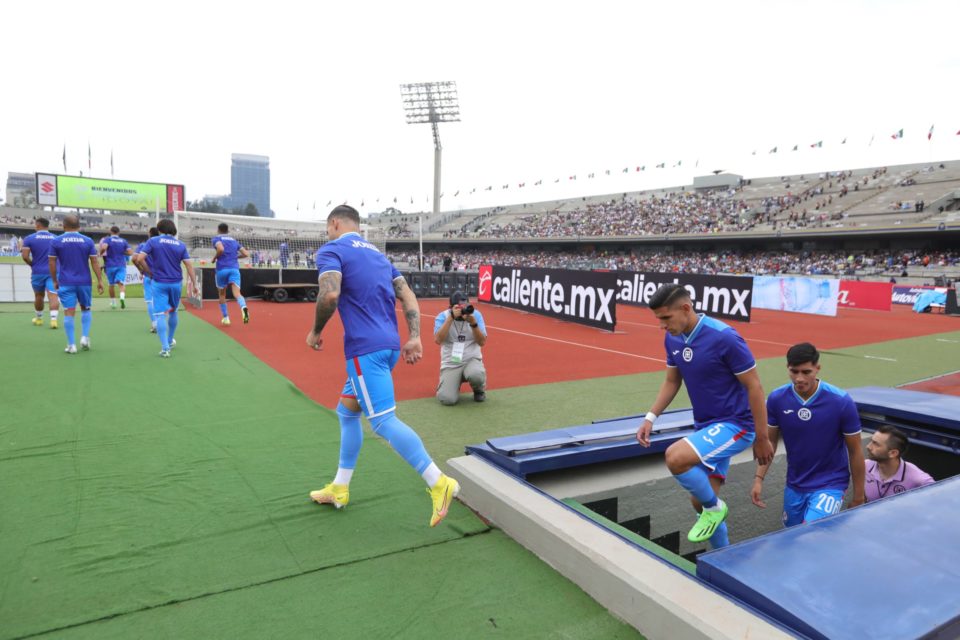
[400,81,460,217]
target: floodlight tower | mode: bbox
[400,81,460,215]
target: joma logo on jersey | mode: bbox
[682,347,693,362]
[798,408,812,421]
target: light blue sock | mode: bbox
[80,309,92,338]
[674,468,718,508]
[168,311,179,341]
[236,295,247,308]
[63,315,76,346]
[146,298,154,322]
[369,412,432,474]
[336,402,363,469]
[709,522,729,548]
[219,303,228,317]
[154,313,169,350]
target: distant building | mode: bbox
[5,172,37,208]
[226,153,272,218]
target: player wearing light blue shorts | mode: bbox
[48,215,104,353]
[306,205,460,527]
[135,219,198,357]
[21,217,60,328]
[753,343,865,526]
[637,284,773,548]
[134,227,160,332]
[99,227,132,309]
[212,223,249,326]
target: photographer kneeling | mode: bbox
[433,291,488,405]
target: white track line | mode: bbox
[863,355,898,362]
[486,325,665,363]
[898,369,960,387]
[936,338,959,343]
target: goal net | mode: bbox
[173,210,386,305]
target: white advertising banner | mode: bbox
[752,276,840,316]
[36,174,58,206]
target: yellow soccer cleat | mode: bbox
[221,317,231,326]
[50,319,58,329]
[310,483,349,509]
[32,317,43,326]
[428,475,460,527]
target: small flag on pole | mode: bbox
[792,145,798,151]
[769,146,777,153]
[810,141,822,148]
[62,144,67,172]
[928,125,934,141]
[110,149,114,177]
[88,142,91,170]
[891,128,903,140]
[841,138,847,145]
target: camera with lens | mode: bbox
[455,304,475,317]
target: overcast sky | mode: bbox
[3,0,959,221]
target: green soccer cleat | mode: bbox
[242,306,250,324]
[120,298,126,310]
[310,483,349,509]
[428,474,460,527]
[688,500,728,543]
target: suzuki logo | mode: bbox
[41,181,54,193]
[478,265,493,301]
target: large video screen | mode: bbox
[35,174,185,213]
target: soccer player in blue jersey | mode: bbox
[306,205,460,527]
[48,215,104,353]
[211,223,250,326]
[134,219,198,357]
[21,217,60,329]
[98,226,133,309]
[751,343,865,525]
[637,283,773,547]
[134,227,160,333]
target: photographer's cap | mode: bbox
[449,291,469,305]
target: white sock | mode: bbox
[50,310,59,320]
[333,468,354,485]
[35,310,43,318]
[422,463,442,488]
[704,498,726,512]
[120,292,125,300]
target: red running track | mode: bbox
[189,300,959,408]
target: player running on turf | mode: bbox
[133,227,160,333]
[21,217,60,329]
[211,223,250,326]
[134,219,199,357]
[99,226,133,309]
[752,343,865,525]
[48,215,104,353]
[636,283,774,547]
[306,205,460,527]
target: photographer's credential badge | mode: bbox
[451,341,466,363]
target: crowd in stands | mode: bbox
[442,192,756,239]
[388,248,960,277]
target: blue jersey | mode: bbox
[665,314,756,431]
[139,235,189,283]
[212,235,242,270]
[767,380,861,492]
[49,232,97,285]
[100,235,130,268]
[315,232,402,359]
[23,230,57,275]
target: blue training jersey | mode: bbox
[100,235,130,268]
[23,230,57,275]
[139,235,189,283]
[212,235,242,270]
[49,232,97,286]
[767,380,861,492]
[315,232,402,359]
[665,314,756,431]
